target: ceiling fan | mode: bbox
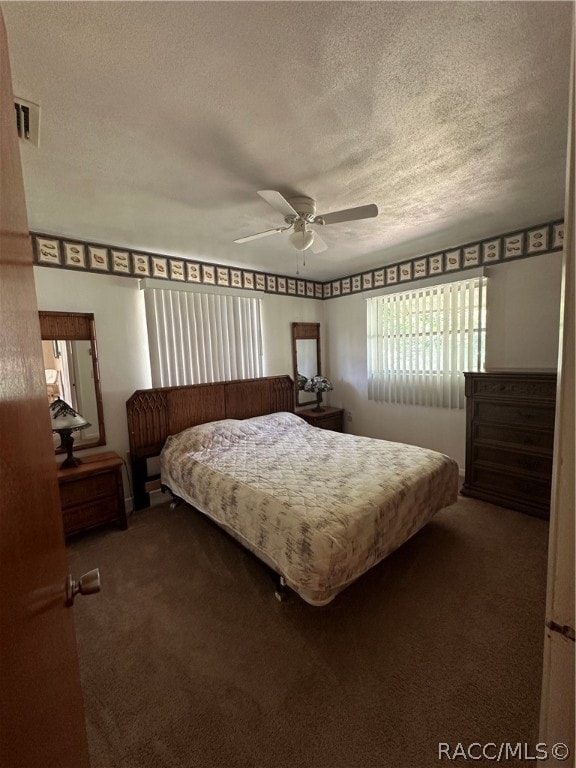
[234,190,378,253]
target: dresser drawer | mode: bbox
[59,471,118,508]
[475,423,555,452]
[311,413,343,431]
[298,407,344,432]
[469,376,557,401]
[470,466,552,505]
[475,401,555,428]
[63,498,121,535]
[473,444,553,476]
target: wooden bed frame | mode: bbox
[126,375,294,510]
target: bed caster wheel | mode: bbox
[274,576,288,602]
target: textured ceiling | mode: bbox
[2,1,573,281]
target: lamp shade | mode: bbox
[303,375,333,412]
[303,375,333,394]
[50,398,91,469]
[49,397,90,432]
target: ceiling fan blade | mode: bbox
[310,231,328,254]
[257,190,299,218]
[318,203,378,226]
[234,226,288,244]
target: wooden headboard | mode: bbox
[126,375,294,509]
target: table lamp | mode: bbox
[303,376,334,412]
[49,397,91,468]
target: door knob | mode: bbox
[66,568,101,606]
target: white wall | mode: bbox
[34,267,324,467]
[262,293,325,375]
[324,252,563,469]
[485,253,563,371]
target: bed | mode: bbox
[127,376,459,605]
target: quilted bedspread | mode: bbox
[160,412,459,605]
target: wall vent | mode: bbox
[14,97,40,147]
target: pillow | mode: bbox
[170,419,241,452]
[243,411,308,431]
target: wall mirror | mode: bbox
[39,311,106,452]
[291,322,321,408]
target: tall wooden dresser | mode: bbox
[461,372,556,519]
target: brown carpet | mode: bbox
[68,495,549,768]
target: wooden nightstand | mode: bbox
[297,406,344,432]
[57,451,127,536]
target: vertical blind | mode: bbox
[367,276,487,409]
[145,288,263,387]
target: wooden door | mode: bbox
[0,10,90,768]
[539,28,575,763]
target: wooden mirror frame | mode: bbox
[291,322,321,408]
[39,311,106,452]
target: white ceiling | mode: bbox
[3,1,573,281]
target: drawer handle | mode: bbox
[65,568,101,606]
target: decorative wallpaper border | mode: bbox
[323,219,564,298]
[32,218,564,301]
[32,234,324,300]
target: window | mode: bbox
[145,288,262,387]
[367,276,487,408]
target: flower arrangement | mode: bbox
[303,375,333,412]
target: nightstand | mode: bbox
[57,451,127,536]
[297,406,344,432]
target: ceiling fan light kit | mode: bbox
[289,221,315,251]
[234,190,378,255]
